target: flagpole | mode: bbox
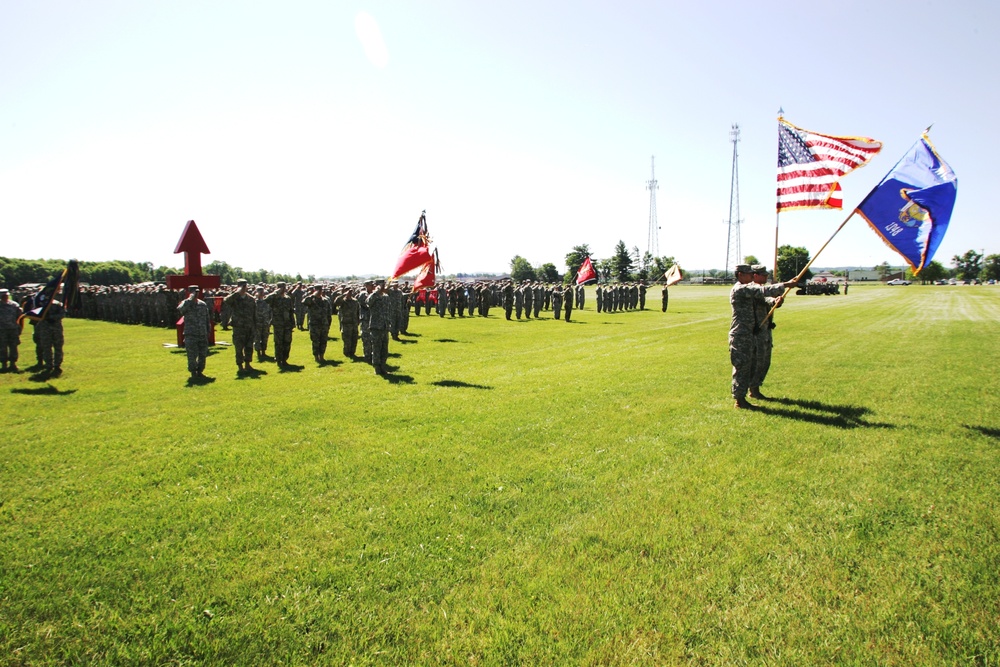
[773,212,780,281]
[761,209,857,325]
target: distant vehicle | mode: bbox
[936,280,949,285]
[886,279,911,285]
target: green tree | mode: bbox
[982,254,1000,281]
[596,258,613,282]
[744,255,759,265]
[776,245,813,282]
[651,256,677,279]
[874,261,893,279]
[564,244,592,277]
[509,255,536,282]
[911,260,946,283]
[537,263,560,283]
[952,249,983,282]
[611,241,633,282]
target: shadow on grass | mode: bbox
[235,367,268,380]
[11,384,78,396]
[756,397,894,429]
[400,332,421,337]
[395,339,418,345]
[431,380,492,390]
[965,425,1000,440]
[382,372,415,385]
[316,359,343,368]
[278,364,304,373]
[185,375,217,387]
[433,338,462,343]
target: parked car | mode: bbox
[886,279,911,285]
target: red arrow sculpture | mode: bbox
[166,220,222,291]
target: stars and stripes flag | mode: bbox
[777,118,882,212]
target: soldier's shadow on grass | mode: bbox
[433,338,462,343]
[317,359,342,368]
[756,398,894,429]
[401,331,421,337]
[235,368,268,380]
[396,339,418,344]
[382,372,415,384]
[278,364,304,373]
[185,375,216,387]
[431,380,493,390]
[11,384,78,396]
[965,425,1000,440]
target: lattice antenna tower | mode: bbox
[724,124,743,280]
[646,156,659,258]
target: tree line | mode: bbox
[0,257,305,289]
[510,241,678,284]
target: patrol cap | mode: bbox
[752,264,767,274]
[0,288,9,295]
[735,264,752,274]
[276,281,287,288]
[236,278,248,285]
[188,285,201,292]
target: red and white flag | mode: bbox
[776,118,881,212]
[576,256,597,284]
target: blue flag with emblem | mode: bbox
[854,133,957,275]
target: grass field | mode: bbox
[2,285,999,665]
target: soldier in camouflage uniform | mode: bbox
[367,281,391,375]
[750,264,780,400]
[254,286,272,360]
[730,264,794,409]
[223,279,258,371]
[335,288,361,358]
[359,281,373,363]
[0,289,23,373]
[502,281,514,320]
[551,286,563,319]
[563,282,574,322]
[302,284,333,364]
[178,286,212,379]
[265,282,299,367]
[522,282,533,319]
[388,283,403,339]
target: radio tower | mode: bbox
[646,156,659,258]
[724,124,743,280]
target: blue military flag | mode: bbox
[855,134,957,274]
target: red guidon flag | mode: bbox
[412,249,440,290]
[576,256,597,284]
[392,211,433,279]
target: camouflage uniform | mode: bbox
[522,284,533,319]
[178,294,211,376]
[35,300,65,373]
[254,293,272,359]
[551,287,563,319]
[265,284,298,366]
[730,276,787,401]
[0,292,23,371]
[563,284,574,322]
[302,290,333,361]
[223,287,257,369]
[336,292,360,357]
[661,285,669,312]
[502,282,514,320]
[359,289,373,363]
[367,287,391,374]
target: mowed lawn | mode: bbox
[2,285,998,665]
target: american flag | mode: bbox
[777,118,882,212]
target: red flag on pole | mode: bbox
[392,211,433,279]
[576,256,597,284]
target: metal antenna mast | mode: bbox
[724,124,743,280]
[646,156,659,258]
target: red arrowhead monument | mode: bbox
[166,220,222,290]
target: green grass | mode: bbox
[2,285,999,665]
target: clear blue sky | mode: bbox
[2,1,996,277]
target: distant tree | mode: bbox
[537,263,560,283]
[952,249,983,282]
[611,241,633,282]
[776,245,813,282]
[874,261,893,279]
[596,258,613,282]
[564,244,592,277]
[651,255,677,279]
[912,260,946,283]
[982,254,1000,281]
[744,254,760,265]
[510,255,536,282]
